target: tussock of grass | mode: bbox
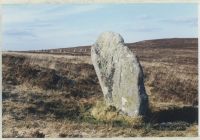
[91,100,143,127]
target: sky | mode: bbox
[2,4,198,51]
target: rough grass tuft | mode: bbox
[91,100,144,127]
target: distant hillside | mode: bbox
[127,38,197,49]
[17,38,197,55]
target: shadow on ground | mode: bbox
[146,106,198,123]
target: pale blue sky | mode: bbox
[2,4,198,51]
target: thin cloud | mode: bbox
[4,29,37,38]
[3,4,105,47]
[159,17,197,26]
[126,27,161,33]
[137,14,152,20]
[3,4,105,26]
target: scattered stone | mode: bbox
[91,31,148,116]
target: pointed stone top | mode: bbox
[95,31,124,47]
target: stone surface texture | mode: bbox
[91,31,148,116]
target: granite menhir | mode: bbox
[91,31,148,116]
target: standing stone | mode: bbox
[91,31,148,116]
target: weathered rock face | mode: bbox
[91,31,148,116]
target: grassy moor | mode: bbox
[2,38,198,137]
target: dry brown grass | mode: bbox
[2,39,198,137]
[142,62,198,105]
